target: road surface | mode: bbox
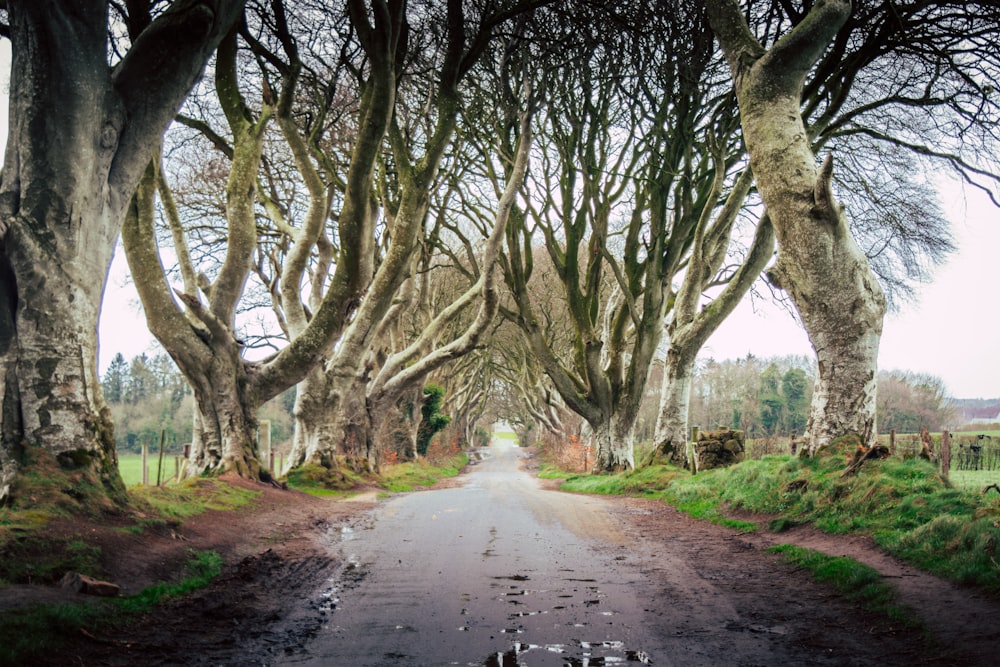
[282,439,668,666]
[277,439,978,667]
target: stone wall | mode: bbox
[695,428,745,471]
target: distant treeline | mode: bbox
[102,352,294,453]
[632,355,961,442]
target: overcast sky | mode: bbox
[699,181,999,399]
[0,42,995,399]
[95,180,999,399]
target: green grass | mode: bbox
[951,429,1000,438]
[283,453,470,496]
[379,454,468,492]
[285,464,368,497]
[556,438,1000,592]
[130,479,259,521]
[949,469,1000,490]
[1,478,256,588]
[0,550,223,666]
[117,452,185,487]
[537,463,575,479]
[117,453,146,486]
[493,431,519,443]
[0,538,102,587]
[768,544,915,625]
[561,464,685,497]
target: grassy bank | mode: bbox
[0,550,223,665]
[556,441,1000,592]
[285,452,469,496]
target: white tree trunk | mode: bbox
[186,371,261,479]
[708,0,887,454]
[0,1,244,503]
[592,414,635,472]
[651,347,696,466]
[0,219,122,500]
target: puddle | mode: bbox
[482,640,651,666]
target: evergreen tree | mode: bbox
[101,353,128,404]
[758,364,784,436]
[781,368,809,435]
[126,353,154,405]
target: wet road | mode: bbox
[283,440,668,666]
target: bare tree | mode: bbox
[707,0,1000,454]
[0,0,245,504]
[124,0,400,477]
[280,0,540,471]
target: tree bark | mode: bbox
[650,346,697,467]
[707,0,887,454]
[0,0,245,504]
[592,413,635,472]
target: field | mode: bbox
[492,430,518,444]
[950,469,1000,490]
[118,452,185,487]
[744,429,1000,491]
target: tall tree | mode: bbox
[706,0,1000,454]
[877,370,955,433]
[284,1,537,471]
[124,0,401,478]
[101,353,129,404]
[0,0,246,505]
[708,0,886,452]
[499,1,755,471]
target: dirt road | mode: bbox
[278,440,985,666]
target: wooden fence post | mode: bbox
[941,430,952,479]
[141,443,149,486]
[259,419,272,473]
[156,429,166,486]
[689,426,700,475]
[890,429,896,456]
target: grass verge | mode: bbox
[768,544,916,626]
[0,550,223,666]
[556,438,1000,592]
[283,453,469,496]
[379,454,468,492]
[1,478,257,586]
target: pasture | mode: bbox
[117,453,184,487]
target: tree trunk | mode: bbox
[592,414,635,472]
[0,1,244,504]
[185,361,261,479]
[1,211,124,502]
[286,365,374,470]
[286,368,335,469]
[707,0,887,454]
[649,347,696,467]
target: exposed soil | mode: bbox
[3,465,1000,666]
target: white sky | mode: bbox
[0,41,996,399]
[701,184,1000,398]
